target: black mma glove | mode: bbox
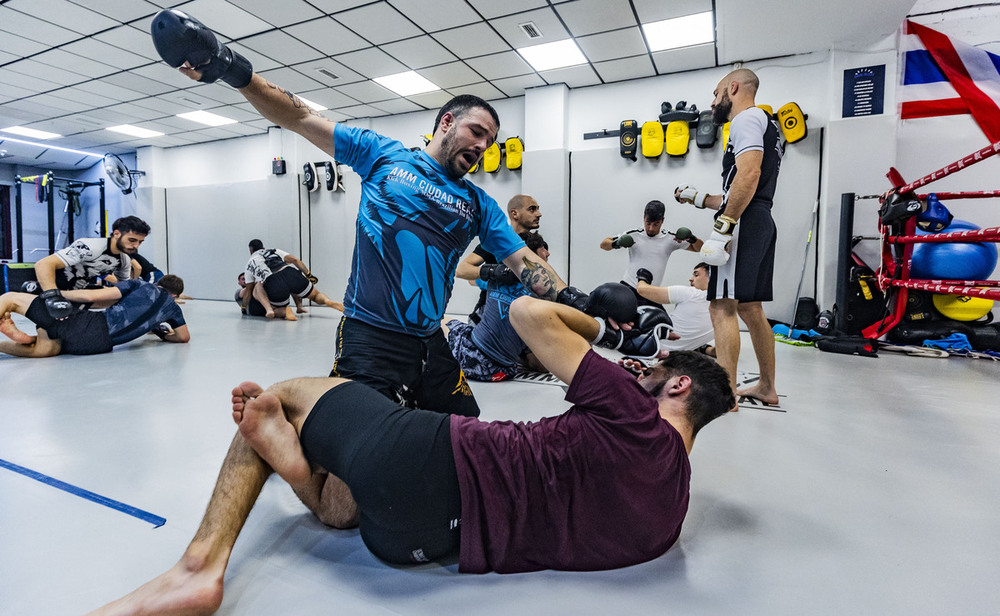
[152,322,173,339]
[556,286,590,313]
[586,283,638,325]
[478,263,520,286]
[151,9,253,88]
[305,270,318,284]
[636,268,653,285]
[40,289,73,320]
[611,234,634,249]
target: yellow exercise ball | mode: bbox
[932,292,994,321]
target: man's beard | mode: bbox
[116,238,135,254]
[439,130,472,180]
[712,95,732,126]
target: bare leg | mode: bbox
[709,298,741,411]
[306,288,344,312]
[291,472,360,529]
[87,429,271,616]
[1,316,33,344]
[252,284,275,319]
[736,301,779,404]
[292,295,307,314]
[280,307,298,321]
[232,382,310,487]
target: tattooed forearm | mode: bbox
[520,256,558,301]
[264,80,324,118]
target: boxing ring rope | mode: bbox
[859,140,1000,339]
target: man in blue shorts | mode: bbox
[674,68,783,406]
[0,275,190,357]
[445,232,550,381]
[88,291,733,614]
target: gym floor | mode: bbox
[1,299,998,615]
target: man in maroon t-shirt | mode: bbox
[90,298,733,614]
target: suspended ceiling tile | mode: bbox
[632,0,712,24]
[433,23,511,59]
[60,112,118,131]
[291,59,366,88]
[283,17,370,57]
[75,106,148,125]
[238,30,326,65]
[0,84,36,104]
[0,31,50,57]
[129,96,195,116]
[294,87,363,110]
[555,0,639,37]
[338,103,385,119]
[60,39,154,72]
[593,55,656,83]
[0,49,20,64]
[184,83,251,105]
[388,0,481,32]
[215,122,266,136]
[650,43,716,75]
[32,49,119,83]
[464,52,534,81]
[491,7,570,48]
[448,82,505,101]
[4,0,119,37]
[21,93,93,116]
[75,79,148,102]
[102,102,168,122]
[229,0,324,28]
[69,0,161,22]
[101,71,177,97]
[333,3,423,45]
[227,42,283,73]
[417,62,484,89]
[334,48,408,79]
[143,115,201,131]
[576,28,649,63]
[204,104,263,123]
[171,0,274,40]
[538,63,602,88]
[336,81,397,104]
[490,73,546,97]
[3,59,90,89]
[162,89,229,109]
[93,25,161,61]
[381,36,458,70]
[370,98,424,114]
[465,0,549,20]
[130,64,203,91]
[45,88,118,112]
[407,90,455,110]
[299,0,374,14]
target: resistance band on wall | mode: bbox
[0,457,166,528]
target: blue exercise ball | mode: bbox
[911,219,998,281]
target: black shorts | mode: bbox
[26,297,113,355]
[330,317,480,417]
[234,289,267,317]
[262,267,312,307]
[707,205,777,302]
[300,381,461,565]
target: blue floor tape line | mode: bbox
[0,457,166,528]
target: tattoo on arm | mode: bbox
[264,80,324,119]
[520,256,558,301]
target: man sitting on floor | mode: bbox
[0,276,190,357]
[87,295,733,614]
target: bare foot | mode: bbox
[737,384,779,406]
[282,310,298,321]
[0,317,32,344]
[264,310,275,319]
[296,307,308,314]
[85,558,223,616]
[232,384,311,487]
[327,301,344,312]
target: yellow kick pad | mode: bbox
[505,137,524,170]
[483,141,502,173]
[664,121,689,156]
[641,121,664,158]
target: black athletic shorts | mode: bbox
[330,317,480,418]
[707,205,777,302]
[300,381,461,565]
[262,267,313,307]
[26,297,113,355]
[234,289,267,317]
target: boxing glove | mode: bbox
[40,289,73,320]
[478,263,520,286]
[700,215,737,266]
[556,286,591,313]
[619,306,674,358]
[636,268,653,285]
[305,271,319,284]
[674,227,698,244]
[586,282,637,325]
[611,234,634,249]
[150,9,253,88]
[591,317,625,351]
[20,280,41,294]
[674,185,707,208]
[152,322,173,339]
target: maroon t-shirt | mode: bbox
[450,350,691,573]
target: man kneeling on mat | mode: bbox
[0,276,190,358]
[88,296,733,614]
[243,239,343,320]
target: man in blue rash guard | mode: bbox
[153,8,566,529]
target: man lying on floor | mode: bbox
[0,276,190,358]
[88,295,732,615]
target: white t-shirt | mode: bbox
[245,248,291,283]
[618,230,685,287]
[54,237,131,289]
[660,285,714,351]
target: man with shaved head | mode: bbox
[674,68,784,408]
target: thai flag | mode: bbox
[900,19,1000,142]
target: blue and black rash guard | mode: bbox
[104,279,185,346]
[334,124,525,337]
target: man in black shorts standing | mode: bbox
[87,293,733,614]
[243,240,342,320]
[674,68,783,406]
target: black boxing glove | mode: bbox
[556,286,590,313]
[152,322,173,339]
[478,263,520,286]
[151,9,253,88]
[586,282,638,324]
[40,289,73,320]
[636,268,653,285]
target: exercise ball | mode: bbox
[911,219,998,281]
[932,292,994,321]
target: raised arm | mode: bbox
[33,254,64,291]
[501,247,565,301]
[509,296,597,385]
[233,75,336,158]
